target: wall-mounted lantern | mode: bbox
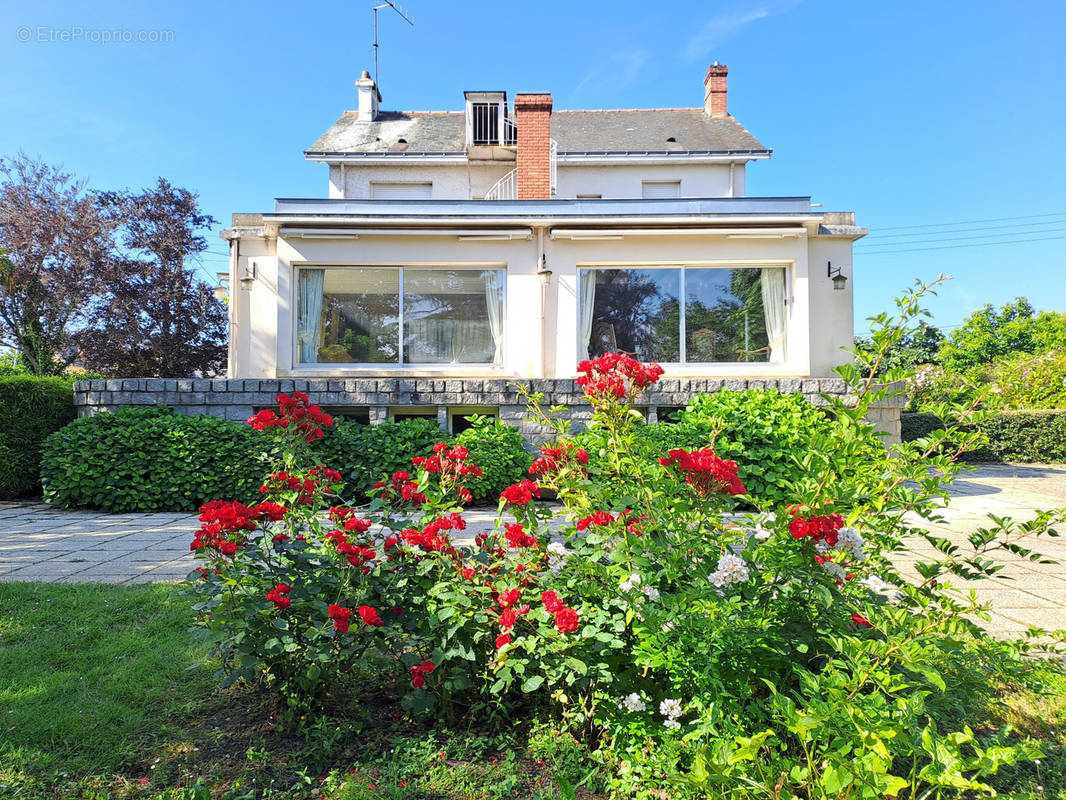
[536,254,553,287]
[827,261,848,291]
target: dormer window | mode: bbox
[464,91,516,147]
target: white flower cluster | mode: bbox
[659,698,683,729]
[619,692,646,713]
[861,573,904,604]
[837,527,866,561]
[753,512,776,541]
[546,541,571,573]
[708,553,750,589]
[642,585,660,601]
[820,560,847,581]
[619,572,642,593]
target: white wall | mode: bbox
[327,163,515,200]
[230,228,855,380]
[325,161,747,200]
[807,237,856,376]
[555,162,743,198]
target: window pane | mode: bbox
[403,269,502,364]
[310,269,400,363]
[685,268,774,363]
[586,269,680,362]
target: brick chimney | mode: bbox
[515,92,553,199]
[704,63,728,118]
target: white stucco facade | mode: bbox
[223,70,865,387]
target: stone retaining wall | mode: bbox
[72,377,905,443]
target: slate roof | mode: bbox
[306,109,768,156]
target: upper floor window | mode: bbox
[464,91,515,147]
[641,180,681,199]
[297,267,505,366]
[370,182,432,200]
[578,266,787,365]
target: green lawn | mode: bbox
[0,581,1063,799]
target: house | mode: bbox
[76,65,899,440]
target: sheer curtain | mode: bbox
[578,270,596,360]
[760,268,786,364]
[484,270,505,364]
[297,270,325,364]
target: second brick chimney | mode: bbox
[704,63,728,118]
[515,92,553,199]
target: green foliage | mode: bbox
[984,349,1066,409]
[41,407,268,512]
[0,375,76,497]
[452,415,533,502]
[901,411,947,442]
[186,280,1066,799]
[678,389,847,507]
[856,319,944,375]
[313,417,443,500]
[938,298,1066,372]
[969,410,1066,462]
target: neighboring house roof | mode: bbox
[306,109,768,157]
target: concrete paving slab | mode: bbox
[1,464,1064,637]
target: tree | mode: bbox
[0,155,115,375]
[938,298,1066,372]
[77,179,227,377]
[855,320,944,376]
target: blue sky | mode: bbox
[2,0,1064,335]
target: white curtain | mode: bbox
[760,268,786,364]
[578,270,596,360]
[484,270,505,364]
[297,270,324,364]
[405,319,491,363]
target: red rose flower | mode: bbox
[541,590,562,614]
[499,607,517,631]
[495,633,512,650]
[499,588,521,607]
[357,605,384,627]
[850,613,872,628]
[328,604,354,633]
[554,606,579,633]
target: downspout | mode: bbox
[227,238,239,378]
[537,226,548,377]
[728,162,735,197]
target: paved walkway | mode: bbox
[1,464,1063,636]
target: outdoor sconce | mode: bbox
[213,272,230,302]
[239,261,258,288]
[827,261,848,291]
[536,254,553,287]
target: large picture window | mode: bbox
[297,267,505,365]
[578,266,787,364]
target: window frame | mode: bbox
[293,263,507,370]
[576,262,791,367]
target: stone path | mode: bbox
[1,464,1063,636]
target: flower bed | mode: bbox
[188,283,1066,797]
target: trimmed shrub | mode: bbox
[901,412,946,442]
[0,376,77,498]
[313,418,443,500]
[452,415,533,502]
[678,390,840,506]
[41,407,268,512]
[969,410,1066,463]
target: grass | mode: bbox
[0,581,1063,799]
[0,582,605,800]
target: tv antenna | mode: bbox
[372,1,414,87]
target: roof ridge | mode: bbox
[554,108,704,113]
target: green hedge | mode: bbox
[313,417,444,500]
[971,410,1066,462]
[901,412,947,442]
[41,407,269,512]
[0,376,77,498]
[679,390,839,506]
[453,415,533,502]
